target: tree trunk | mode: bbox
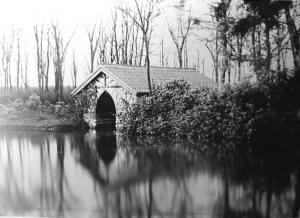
[59,71,64,101]
[219,22,228,85]
[139,37,145,66]
[237,35,242,81]
[215,27,219,84]
[9,73,12,91]
[265,24,271,76]
[285,7,300,72]
[178,48,183,68]
[110,37,114,63]
[114,32,119,64]
[251,27,256,65]
[90,46,94,74]
[276,27,281,72]
[55,69,59,101]
[17,37,20,90]
[227,57,231,84]
[144,35,151,92]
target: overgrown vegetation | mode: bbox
[119,75,299,150]
[0,87,86,130]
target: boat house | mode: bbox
[71,64,214,129]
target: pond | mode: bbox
[0,130,299,218]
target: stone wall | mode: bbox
[76,72,136,129]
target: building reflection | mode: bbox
[95,131,117,169]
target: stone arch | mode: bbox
[97,89,118,112]
[96,91,116,128]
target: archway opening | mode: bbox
[96,91,116,128]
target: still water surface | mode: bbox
[0,130,299,218]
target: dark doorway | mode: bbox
[96,91,116,129]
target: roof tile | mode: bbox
[72,64,215,95]
[101,64,215,93]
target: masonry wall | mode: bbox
[78,72,136,129]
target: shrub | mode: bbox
[11,98,25,111]
[44,101,50,107]
[26,93,41,111]
[47,104,55,113]
[54,104,65,118]
[119,80,196,136]
[118,76,298,150]
[36,112,47,120]
[0,104,6,111]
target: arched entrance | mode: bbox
[96,91,116,129]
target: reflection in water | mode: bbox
[95,131,117,167]
[0,130,299,217]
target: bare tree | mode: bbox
[120,4,136,65]
[112,8,120,64]
[160,37,164,67]
[97,27,109,65]
[120,0,161,92]
[193,5,221,83]
[34,26,51,93]
[21,45,29,89]
[71,52,77,88]
[214,0,232,85]
[204,20,220,84]
[284,3,300,72]
[167,8,192,68]
[34,25,44,93]
[87,24,101,74]
[128,24,137,65]
[45,29,51,92]
[16,32,21,90]
[51,23,73,101]
[1,33,14,92]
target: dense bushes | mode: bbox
[0,91,80,120]
[119,76,299,149]
[119,80,196,136]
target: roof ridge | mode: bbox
[101,64,197,71]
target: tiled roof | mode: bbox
[72,64,215,95]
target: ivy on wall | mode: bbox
[74,82,98,128]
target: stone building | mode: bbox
[71,64,214,129]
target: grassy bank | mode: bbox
[0,92,87,131]
[0,110,84,131]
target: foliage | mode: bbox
[35,112,47,120]
[26,93,41,111]
[12,98,25,111]
[119,80,195,136]
[119,77,299,150]
[54,105,65,118]
[0,87,86,127]
[73,83,97,128]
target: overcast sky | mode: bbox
[0,0,212,87]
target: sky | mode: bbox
[0,0,212,87]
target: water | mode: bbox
[0,130,299,218]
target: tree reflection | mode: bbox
[213,142,297,218]
[56,134,65,216]
[293,169,300,217]
[0,130,300,218]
